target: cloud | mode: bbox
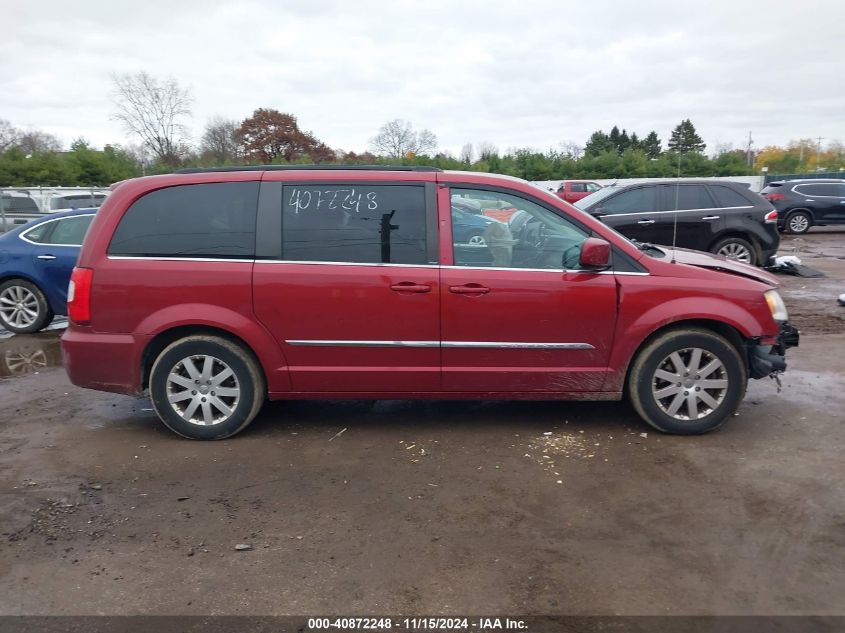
[2,0,842,154]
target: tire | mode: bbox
[711,237,756,266]
[467,233,487,246]
[0,279,53,334]
[784,210,812,234]
[149,335,266,440]
[628,328,747,435]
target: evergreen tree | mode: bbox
[667,119,706,154]
[642,131,662,159]
[629,132,640,151]
[608,126,621,152]
[618,129,631,152]
[584,130,614,157]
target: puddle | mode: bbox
[0,317,66,341]
[0,330,64,378]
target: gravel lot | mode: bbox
[1,230,843,616]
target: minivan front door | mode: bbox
[441,187,617,393]
[252,179,441,393]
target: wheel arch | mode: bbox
[784,207,814,223]
[707,231,760,263]
[0,272,42,289]
[617,318,748,397]
[141,324,272,393]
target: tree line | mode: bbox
[1,71,842,187]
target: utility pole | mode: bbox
[746,131,754,167]
[816,136,823,170]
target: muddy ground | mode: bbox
[0,230,843,616]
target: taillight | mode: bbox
[68,267,93,325]
[765,193,786,202]
[764,209,778,224]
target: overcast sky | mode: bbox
[3,0,843,157]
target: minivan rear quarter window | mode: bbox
[281,184,427,265]
[108,182,259,259]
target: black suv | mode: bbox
[760,179,845,234]
[574,180,779,267]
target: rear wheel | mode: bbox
[785,210,811,234]
[628,328,746,435]
[0,279,53,334]
[712,237,756,266]
[149,335,265,440]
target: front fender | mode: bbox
[604,295,774,392]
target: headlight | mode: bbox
[764,290,788,321]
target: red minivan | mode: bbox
[62,167,798,440]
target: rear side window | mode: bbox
[795,183,840,197]
[281,185,427,265]
[710,186,753,208]
[570,183,587,193]
[22,222,52,243]
[109,183,259,258]
[49,215,94,246]
[50,195,106,210]
[1,196,39,213]
[664,184,716,210]
[600,187,657,214]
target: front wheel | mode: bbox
[628,328,747,435]
[149,335,266,440]
[712,237,756,266]
[0,279,53,334]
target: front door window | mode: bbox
[450,189,589,270]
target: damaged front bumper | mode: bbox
[748,321,800,379]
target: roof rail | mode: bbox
[175,165,443,174]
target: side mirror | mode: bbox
[579,237,612,270]
[590,206,606,217]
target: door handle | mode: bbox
[389,282,431,294]
[637,219,656,225]
[449,284,490,295]
[37,254,57,260]
[702,215,720,220]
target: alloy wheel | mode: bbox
[651,347,728,421]
[166,355,241,426]
[717,242,752,264]
[788,214,809,233]
[0,285,40,329]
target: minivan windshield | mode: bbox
[573,186,621,210]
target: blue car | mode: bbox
[451,198,503,245]
[0,208,96,333]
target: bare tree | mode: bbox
[111,72,193,166]
[200,117,241,164]
[476,141,499,160]
[459,142,474,164]
[0,119,21,152]
[17,129,62,154]
[559,141,584,160]
[369,119,437,158]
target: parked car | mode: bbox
[0,209,96,333]
[760,179,845,234]
[555,180,602,204]
[574,180,779,266]
[62,167,797,440]
[0,193,42,232]
[451,197,505,245]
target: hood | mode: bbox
[663,247,780,286]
